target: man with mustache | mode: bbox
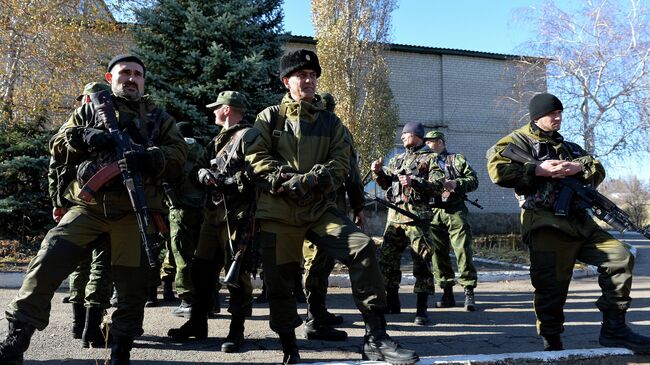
[0,54,187,365]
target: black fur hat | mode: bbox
[279,49,321,80]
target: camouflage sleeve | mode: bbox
[410,155,444,196]
[47,157,60,207]
[345,152,366,213]
[567,142,606,187]
[245,107,288,192]
[453,153,479,194]
[49,105,93,166]
[324,115,351,191]
[374,156,396,190]
[486,134,538,191]
[155,113,189,180]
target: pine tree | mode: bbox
[133,0,286,134]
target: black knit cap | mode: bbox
[107,54,146,76]
[176,122,194,138]
[529,93,563,121]
[402,122,425,138]
[279,49,321,80]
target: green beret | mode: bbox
[206,91,248,110]
[76,82,111,101]
[424,130,445,141]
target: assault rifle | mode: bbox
[83,90,159,267]
[501,143,650,239]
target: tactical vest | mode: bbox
[388,148,431,205]
[208,126,252,207]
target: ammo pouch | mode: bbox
[76,151,117,187]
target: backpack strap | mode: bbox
[270,104,287,156]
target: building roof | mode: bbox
[285,35,541,62]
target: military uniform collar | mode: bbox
[406,143,429,154]
[529,121,564,143]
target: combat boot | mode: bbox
[0,320,35,365]
[414,293,429,326]
[385,287,401,314]
[322,310,344,326]
[110,335,133,365]
[82,307,108,348]
[362,312,419,365]
[464,287,476,312]
[71,303,85,339]
[599,309,650,353]
[435,285,456,308]
[304,319,347,341]
[221,315,245,353]
[167,318,208,341]
[279,331,300,364]
[162,278,175,301]
[145,286,159,307]
[542,334,563,351]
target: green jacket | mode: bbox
[50,95,188,217]
[486,122,605,237]
[429,150,478,208]
[336,126,365,213]
[165,138,206,209]
[374,144,444,224]
[246,93,349,226]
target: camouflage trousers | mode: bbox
[6,206,153,338]
[430,204,477,289]
[68,234,112,308]
[379,222,436,294]
[160,207,202,298]
[194,207,253,317]
[258,208,386,334]
[524,211,634,337]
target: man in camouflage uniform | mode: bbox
[372,122,444,326]
[168,91,256,353]
[0,54,187,365]
[486,92,650,352]
[48,82,114,348]
[424,130,479,311]
[245,49,418,365]
[301,92,366,341]
[160,121,206,317]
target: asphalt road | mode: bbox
[1,232,650,364]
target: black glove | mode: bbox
[118,150,152,174]
[82,128,113,150]
[198,168,219,186]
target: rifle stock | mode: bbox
[89,90,160,267]
[500,142,650,239]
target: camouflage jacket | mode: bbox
[374,144,444,224]
[165,137,206,209]
[246,93,349,226]
[429,150,479,208]
[50,94,188,217]
[205,122,258,223]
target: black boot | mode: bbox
[385,287,401,314]
[72,303,85,339]
[82,307,108,348]
[110,335,133,365]
[0,320,35,365]
[304,319,347,341]
[322,310,344,326]
[145,286,159,307]
[599,309,650,353]
[362,312,419,364]
[221,315,245,353]
[464,287,476,312]
[414,293,429,326]
[162,279,175,301]
[542,334,563,351]
[167,318,208,341]
[279,331,300,364]
[436,285,456,308]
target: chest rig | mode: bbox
[388,150,430,204]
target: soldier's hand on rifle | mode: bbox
[82,128,113,150]
[556,161,582,178]
[371,157,383,173]
[118,150,153,175]
[443,180,457,191]
[535,159,577,179]
[198,168,219,186]
[398,174,412,187]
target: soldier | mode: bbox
[168,91,256,354]
[486,92,650,352]
[301,92,366,341]
[160,121,206,317]
[49,82,115,348]
[0,54,188,365]
[371,122,442,326]
[245,49,418,365]
[424,130,479,311]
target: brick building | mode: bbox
[285,36,547,234]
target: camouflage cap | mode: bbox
[424,130,445,141]
[76,82,111,101]
[206,91,248,110]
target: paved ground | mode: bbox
[1,232,650,364]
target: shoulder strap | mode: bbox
[222,128,248,170]
[271,104,287,156]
